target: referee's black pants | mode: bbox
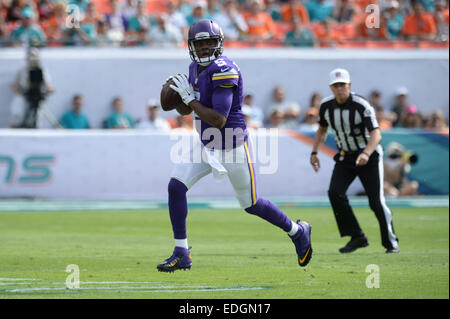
[328,150,399,250]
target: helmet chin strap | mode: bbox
[197,56,214,66]
[193,52,215,66]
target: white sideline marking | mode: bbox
[0,278,43,281]
[0,278,270,294]
[3,286,267,293]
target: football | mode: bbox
[160,78,184,111]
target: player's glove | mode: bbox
[169,74,195,106]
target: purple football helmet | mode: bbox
[188,19,224,66]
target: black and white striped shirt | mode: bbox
[318,93,379,152]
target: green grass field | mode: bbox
[0,207,448,299]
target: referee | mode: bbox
[310,68,399,254]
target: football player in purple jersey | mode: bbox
[157,19,312,272]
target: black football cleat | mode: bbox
[157,246,192,273]
[339,235,369,253]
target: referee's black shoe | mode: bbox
[339,235,369,253]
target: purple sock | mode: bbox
[168,178,188,239]
[245,197,293,232]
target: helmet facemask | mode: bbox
[188,36,224,66]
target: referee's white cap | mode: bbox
[329,68,351,85]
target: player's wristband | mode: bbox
[362,151,370,157]
[311,152,318,156]
[182,95,195,106]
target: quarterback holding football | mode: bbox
[157,20,312,272]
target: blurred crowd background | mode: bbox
[0,0,449,48]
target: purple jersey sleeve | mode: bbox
[212,86,234,118]
[209,58,240,89]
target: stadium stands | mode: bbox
[0,0,448,48]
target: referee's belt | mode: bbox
[339,150,361,156]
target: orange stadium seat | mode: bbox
[91,0,167,14]
[252,41,284,48]
[92,0,111,14]
[340,23,356,40]
[224,41,251,48]
[273,22,291,40]
[390,41,417,49]
[418,41,450,49]
[337,41,367,48]
[364,41,396,49]
[146,0,167,13]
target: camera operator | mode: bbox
[384,142,419,197]
[10,48,54,128]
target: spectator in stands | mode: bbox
[179,0,194,18]
[169,114,194,130]
[186,0,211,26]
[280,0,310,25]
[424,109,449,132]
[166,0,189,38]
[357,8,389,40]
[391,86,409,127]
[267,109,285,128]
[43,1,68,45]
[136,99,171,131]
[127,0,151,45]
[306,0,334,22]
[213,0,248,41]
[309,91,322,109]
[419,0,436,12]
[68,0,90,18]
[79,2,102,44]
[149,13,183,47]
[66,1,101,46]
[384,142,419,196]
[354,0,375,12]
[242,91,264,129]
[60,94,91,129]
[243,0,275,41]
[433,0,449,41]
[314,18,346,44]
[332,0,359,23]
[266,0,283,22]
[96,19,115,46]
[105,0,128,45]
[206,0,221,16]
[267,85,301,129]
[241,105,254,128]
[119,0,138,20]
[284,15,318,46]
[10,7,46,46]
[105,96,135,128]
[5,0,25,23]
[402,0,437,40]
[375,106,393,130]
[369,89,384,111]
[37,0,53,21]
[0,8,7,44]
[400,104,423,128]
[298,107,319,132]
[382,0,405,39]
[369,89,397,128]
